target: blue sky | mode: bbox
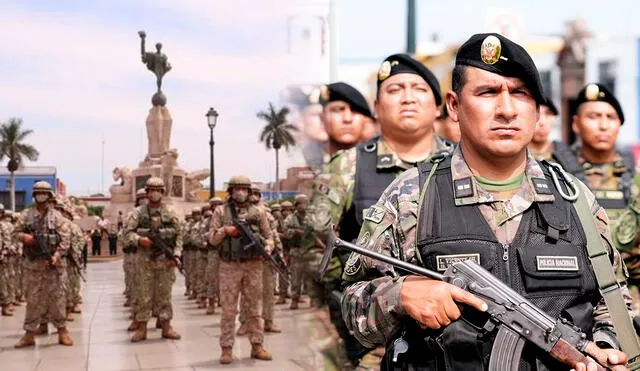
[0,0,638,195]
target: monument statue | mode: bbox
[160,149,178,198]
[185,169,210,202]
[138,30,172,94]
[109,166,134,201]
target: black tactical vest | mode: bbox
[383,157,600,371]
[24,209,61,261]
[217,203,260,262]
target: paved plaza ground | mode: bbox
[0,260,334,371]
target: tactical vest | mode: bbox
[384,157,600,371]
[218,204,260,262]
[135,204,177,255]
[553,142,634,219]
[24,209,61,261]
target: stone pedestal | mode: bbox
[140,106,173,167]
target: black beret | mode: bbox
[318,82,373,118]
[575,83,625,124]
[456,33,545,104]
[543,96,558,116]
[376,53,442,106]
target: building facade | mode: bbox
[0,166,63,211]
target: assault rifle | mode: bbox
[66,253,86,282]
[229,204,290,284]
[33,234,62,273]
[145,231,185,276]
[319,226,632,371]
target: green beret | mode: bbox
[575,83,624,124]
[376,53,442,106]
[319,82,373,119]
[456,33,545,104]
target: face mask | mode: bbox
[272,211,281,219]
[194,215,201,221]
[148,190,163,203]
[249,194,260,204]
[34,194,49,204]
[296,204,307,213]
[232,190,249,203]
[139,198,149,205]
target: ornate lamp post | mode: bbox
[206,107,219,199]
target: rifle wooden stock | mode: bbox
[551,339,606,371]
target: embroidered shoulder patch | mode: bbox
[344,252,362,276]
[363,206,385,224]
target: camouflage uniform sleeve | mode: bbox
[283,214,296,239]
[124,208,141,247]
[209,207,225,246]
[268,214,283,250]
[54,211,71,254]
[578,182,634,349]
[341,168,421,348]
[257,209,274,251]
[171,209,183,257]
[0,222,9,260]
[12,212,26,243]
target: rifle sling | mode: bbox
[573,178,640,365]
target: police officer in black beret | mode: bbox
[341,33,635,371]
[528,95,560,161]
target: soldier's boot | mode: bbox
[14,331,36,348]
[127,320,140,332]
[160,320,181,340]
[58,327,73,346]
[2,305,13,316]
[123,298,131,307]
[275,295,286,305]
[285,293,291,299]
[250,344,272,361]
[188,292,197,300]
[128,313,133,320]
[65,311,75,322]
[219,347,234,364]
[155,318,162,329]
[289,299,299,310]
[184,288,190,296]
[131,322,148,342]
[264,320,281,333]
[12,301,21,306]
[206,300,216,315]
[17,295,25,302]
[197,298,207,309]
[236,323,248,336]
[35,323,49,336]
[72,304,82,314]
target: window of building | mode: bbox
[599,60,618,93]
[539,70,552,98]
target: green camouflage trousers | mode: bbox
[9,254,23,302]
[206,250,219,299]
[65,259,82,307]
[0,260,9,306]
[196,249,209,299]
[123,253,136,298]
[23,259,68,331]
[183,249,196,293]
[134,256,176,322]
[240,260,275,323]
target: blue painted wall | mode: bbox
[0,173,57,210]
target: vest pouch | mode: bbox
[418,237,499,275]
[516,245,583,292]
[436,320,487,371]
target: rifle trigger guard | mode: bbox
[488,326,526,371]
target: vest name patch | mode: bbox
[593,190,624,200]
[436,253,480,271]
[532,178,553,195]
[536,256,579,271]
[453,177,473,198]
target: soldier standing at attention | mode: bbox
[125,177,182,342]
[209,175,273,364]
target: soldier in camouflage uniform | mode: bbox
[124,189,147,308]
[125,177,182,342]
[237,186,282,334]
[14,181,73,348]
[528,96,559,162]
[181,212,195,298]
[342,33,630,370]
[192,207,211,309]
[209,175,273,364]
[4,209,22,312]
[205,197,223,315]
[276,200,293,303]
[0,204,13,316]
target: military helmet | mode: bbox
[0,203,5,212]
[192,206,202,214]
[33,181,55,197]
[294,194,309,204]
[281,200,293,208]
[227,175,252,188]
[4,210,13,218]
[203,210,213,217]
[201,204,211,212]
[270,203,281,211]
[251,184,261,193]
[145,177,165,190]
[135,188,147,199]
[209,196,223,205]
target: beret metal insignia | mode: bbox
[308,88,321,104]
[378,61,391,81]
[480,35,502,65]
[584,83,601,101]
[320,85,330,101]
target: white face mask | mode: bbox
[34,194,49,204]
[148,190,163,203]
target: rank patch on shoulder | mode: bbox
[327,189,341,205]
[316,183,330,195]
[377,154,393,167]
[436,253,480,272]
[532,178,553,195]
[453,177,473,198]
[363,206,384,224]
[536,256,579,271]
[344,253,362,276]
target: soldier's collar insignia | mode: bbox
[377,154,394,167]
[454,177,474,198]
[378,61,392,81]
[584,83,604,101]
[531,178,553,195]
[481,35,503,65]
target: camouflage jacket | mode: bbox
[124,203,183,258]
[13,207,71,257]
[342,146,631,349]
[310,135,451,234]
[69,222,84,258]
[283,211,316,250]
[0,219,12,260]
[208,202,273,251]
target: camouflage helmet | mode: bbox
[227,175,252,188]
[192,206,202,215]
[201,204,211,212]
[4,210,13,218]
[33,181,55,197]
[203,210,213,217]
[270,203,281,211]
[281,200,293,209]
[294,194,309,204]
[209,196,223,205]
[145,177,165,191]
[135,188,147,199]
[251,184,261,193]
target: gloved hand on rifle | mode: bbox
[218,226,240,238]
[21,233,35,246]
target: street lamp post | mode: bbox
[206,107,219,199]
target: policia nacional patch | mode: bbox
[345,232,370,276]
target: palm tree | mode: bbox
[257,103,297,199]
[0,118,39,211]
